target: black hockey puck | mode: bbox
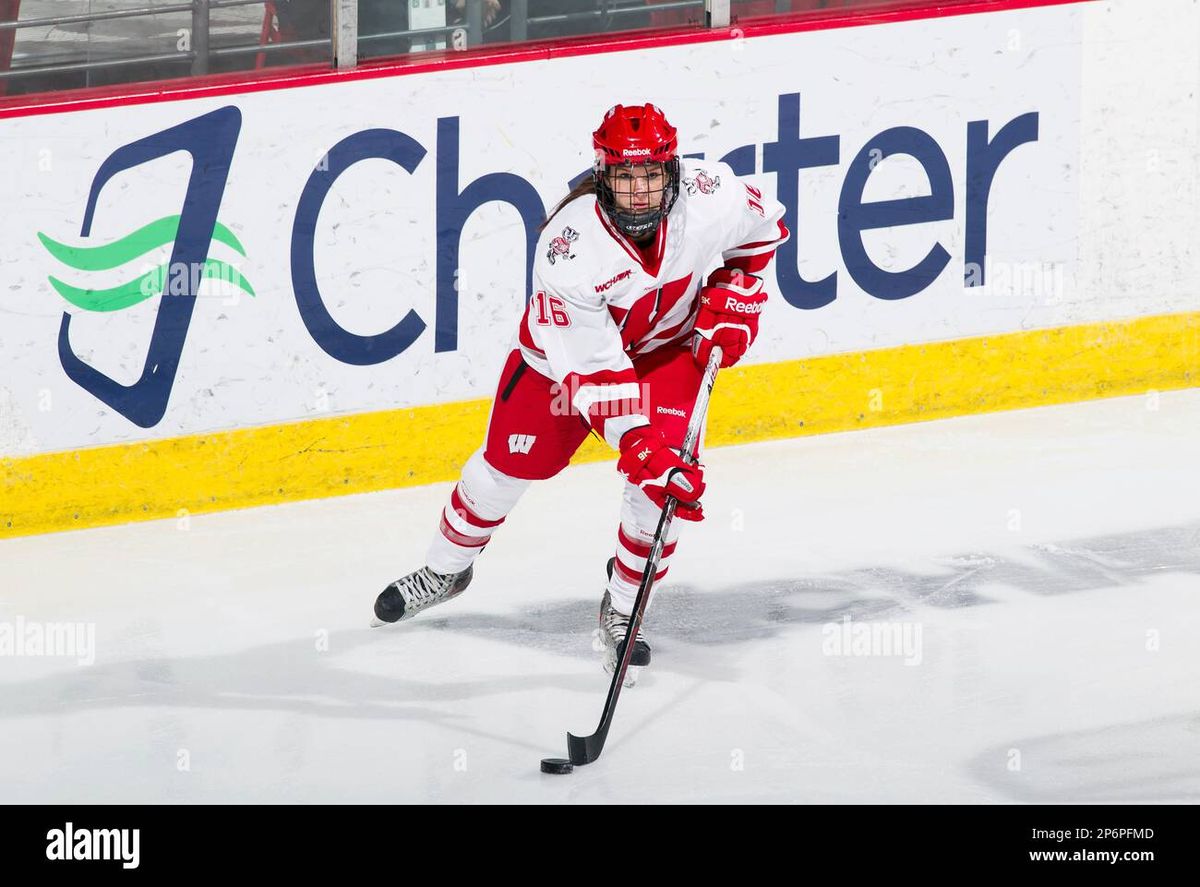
[540,757,574,775]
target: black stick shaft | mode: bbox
[567,346,722,765]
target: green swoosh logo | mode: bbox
[38,215,246,271]
[39,214,254,313]
[49,259,255,313]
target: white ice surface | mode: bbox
[2,390,1199,803]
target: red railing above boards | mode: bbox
[0,0,1090,120]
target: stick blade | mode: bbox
[567,731,602,766]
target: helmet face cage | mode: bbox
[591,103,681,240]
[594,157,681,240]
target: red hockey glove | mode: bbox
[617,426,706,521]
[691,268,767,369]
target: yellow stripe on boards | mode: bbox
[2,311,1196,539]
[1,399,494,539]
[705,310,1198,446]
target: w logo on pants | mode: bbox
[508,434,536,455]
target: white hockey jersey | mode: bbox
[516,159,789,450]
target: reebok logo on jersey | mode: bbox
[595,269,633,293]
[637,447,652,462]
[508,434,536,455]
[656,406,686,417]
[725,296,764,314]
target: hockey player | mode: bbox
[373,103,788,680]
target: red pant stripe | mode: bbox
[448,486,505,529]
[614,556,667,584]
[439,513,491,548]
[618,526,677,559]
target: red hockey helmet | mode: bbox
[592,104,681,240]
[593,103,679,165]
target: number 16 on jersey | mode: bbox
[532,291,571,327]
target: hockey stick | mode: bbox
[565,345,723,766]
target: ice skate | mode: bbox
[596,559,651,687]
[371,565,473,626]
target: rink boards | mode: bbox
[2,0,1197,537]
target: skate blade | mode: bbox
[370,614,404,628]
[602,654,642,688]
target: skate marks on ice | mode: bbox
[0,520,1193,721]
[409,519,1200,654]
[970,713,1200,803]
[0,617,595,735]
[659,519,1200,640]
